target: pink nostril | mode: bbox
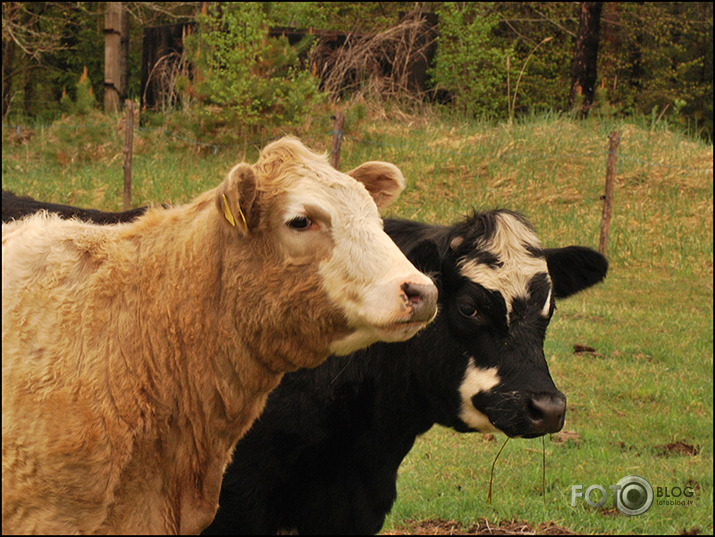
[401,282,438,321]
[403,284,423,304]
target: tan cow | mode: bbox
[1,137,437,534]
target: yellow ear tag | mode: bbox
[236,205,248,231]
[222,193,236,227]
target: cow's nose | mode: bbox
[526,393,566,435]
[401,281,438,322]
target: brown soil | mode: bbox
[656,442,699,456]
[383,517,578,535]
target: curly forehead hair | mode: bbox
[451,209,538,253]
[254,137,331,181]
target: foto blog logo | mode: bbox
[571,475,654,516]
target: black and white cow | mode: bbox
[2,195,607,534]
[201,210,607,535]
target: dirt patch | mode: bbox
[572,344,603,358]
[572,344,596,354]
[656,442,699,457]
[383,517,578,535]
[550,430,583,446]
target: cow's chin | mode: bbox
[329,321,427,355]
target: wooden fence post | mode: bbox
[330,112,345,170]
[599,131,619,256]
[123,99,134,211]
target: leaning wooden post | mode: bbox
[599,131,619,256]
[330,112,345,170]
[122,99,134,211]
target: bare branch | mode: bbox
[312,9,437,102]
[2,2,67,61]
[531,7,578,38]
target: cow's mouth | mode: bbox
[521,432,547,439]
[329,319,428,355]
[374,320,428,341]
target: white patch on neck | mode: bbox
[458,358,501,432]
[458,213,550,324]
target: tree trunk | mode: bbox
[23,63,34,117]
[104,2,122,113]
[569,2,603,117]
[120,2,130,103]
[2,33,16,118]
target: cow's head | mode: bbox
[215,137,437,361]
[392,210,607,437]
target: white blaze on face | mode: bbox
[459,358,501,431]
[458,213,551,324]
[276,163,436,356]
[317,179,436,354]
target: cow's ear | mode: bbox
[545,246,608,298]
[346,161,405,211]
[216,163,260,235]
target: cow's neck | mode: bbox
[106,197,349,531]
[324,347,438,464]
[103,200,288,532]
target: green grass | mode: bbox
[385,273,712,534]
[2,106,712,534]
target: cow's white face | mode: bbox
[281,165,438,355]
[219,137,438,357]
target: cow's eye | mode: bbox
[287,216,312,231]
[458,303,478,318]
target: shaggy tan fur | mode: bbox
[2,137,432,534]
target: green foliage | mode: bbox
[183,2,324,138]
[2,2,197,122]
[2,2,711,141]
[74,66,96,114]
[58,67,96,116]
[491,3,576,115]
[49,6,104,109]
[266,2,402,33]
[488,2,712,138]
[430,3,511,118]
[597,2,713,139]
[265,2,330,30]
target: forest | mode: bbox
[2,2,712,139]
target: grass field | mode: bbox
[2,106,712,534]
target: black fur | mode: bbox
[2,190,149,224]
[545,245,608,298]
[203,211,608,534]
